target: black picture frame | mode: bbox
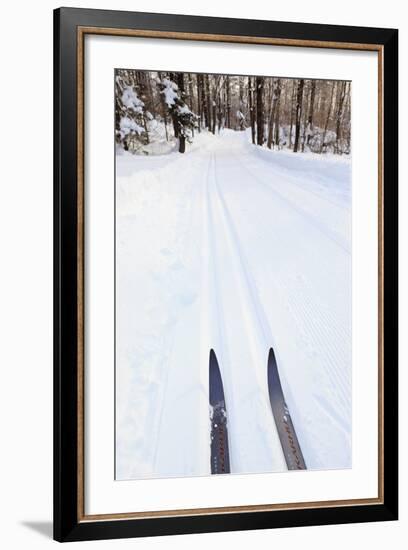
[54,7,398,542]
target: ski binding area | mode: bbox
[210,347,306,474]
[115,129,352,480]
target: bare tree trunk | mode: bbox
[335,81,346,154]
[164,118,168,141]
[320,81,335,153]
[301,82,310,152]
[343,82,351,153]
[142,113,149,144]
[293,79,304,153]
[301,104,308,152]
[204,74,211,130]
[289,79,296,149]
[196,74,202,132]
[226,76,231,129]
[210,77,217,134]
[217,91,223,133]
[187,73,195,137]
[249,77,256,145]
[239,76,244,117]
[146,73,156,119]
[306,79,316,147]
[274,79,282,148]
[267,78,276,149]
[256,76,265,146]
[211,101,217,134]
[188,73,195,112]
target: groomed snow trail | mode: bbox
[116,130,351,480]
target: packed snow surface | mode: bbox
[115,130,351,480]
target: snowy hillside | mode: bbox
[115,129,352,480]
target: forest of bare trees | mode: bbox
[115,69,351,156]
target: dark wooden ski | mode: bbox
[267,347,307,470]
[209,349,231,474]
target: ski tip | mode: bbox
[267,347,281,393]
[209,349,225,406]
[268,347,276,365]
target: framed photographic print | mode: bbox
[53,7,398,542]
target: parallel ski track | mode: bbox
[210,151,287,471]
[214,150,351,464]
[233,153,351,255]
[249,151,350,211]
[232,153,352,422]
[212,154,272,356]
[203,152,236,472]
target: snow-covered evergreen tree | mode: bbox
[115,73,147,152]
[158,76,197,153]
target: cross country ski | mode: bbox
[209,349,231,474]
[267,348,306,470]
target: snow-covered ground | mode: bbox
[115,130,352,480]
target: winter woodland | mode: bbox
[115,69,351,156]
